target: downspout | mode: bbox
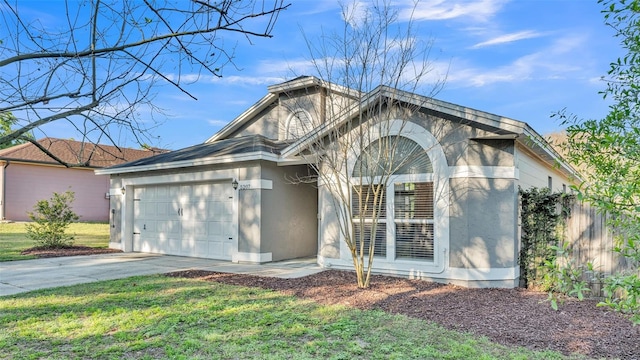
[0,160,9,220]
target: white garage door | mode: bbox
[132,182,236,260]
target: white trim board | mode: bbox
[237,179,272,190]
[318,256,519,285]
[449,166,519,179]
[233,252,273,263]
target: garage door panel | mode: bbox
[208,239,223,258]
[158,220,181,234]
[191,221,209,236]
[208,221,223,236]
[134,182,235,260]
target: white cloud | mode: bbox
[207,119,229,127]
[471,30,544,48]
[447,33,588,87]
[342,1,369,28]
[399,0,507,22]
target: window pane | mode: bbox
[394,182,433,220]
[353,222,387,257]
[396,223,434,260]
[352,136,432,177]
[351,185,386,218]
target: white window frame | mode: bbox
[391,175,436,261]
[284,108,313,140]
[351,172,435,263]
[340,119,450,273]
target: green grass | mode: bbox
[0,222,109,262]
[0,275,584,360]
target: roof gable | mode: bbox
[101,77,579,180]
[0,138,165,168]
[206,76,361,143]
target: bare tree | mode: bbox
[282,1,446,288]
[0,0,289,164]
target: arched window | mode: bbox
[285,109,312,140]
[352,136,432,177]
[351,136,435,261]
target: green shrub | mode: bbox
[25,191,80,248]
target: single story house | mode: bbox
[97,76,578,288]
[0,138,164,221]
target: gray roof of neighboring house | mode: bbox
[105,135,288,170]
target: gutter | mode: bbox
[0,160,8,220]
[95,151,282,175]
[519,126,583,182]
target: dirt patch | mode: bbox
[167,269,639,359]
[21,246,122,258]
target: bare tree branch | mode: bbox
[0,0,290,165]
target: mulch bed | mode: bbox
[21,246,123,258]
[167,269,640,359]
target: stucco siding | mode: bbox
[318,182,341,259]
[234,104,280,139]
[467,139,514,166]
[260,162,317,261]
[5,163,109,221]
[238,187,261,254]
[397,110,516,169]
[449,177,518,269]
[516,144,572,192]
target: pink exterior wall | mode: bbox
[5,163,110,222]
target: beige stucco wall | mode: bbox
[108,161,318,262]
[230,87,358,142]
[449,177,519,269]
[4,162,109,222]
[259,162,318,261]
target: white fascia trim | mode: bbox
[520,127,582,181]
[233,252,273,263]
[276,156,314,166]
[206,93,278,143]
[267,76,362,99]
[95,151,280,175]
[449,166,519,180]
[381,87,527,135]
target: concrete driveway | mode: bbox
[0,253,322,296]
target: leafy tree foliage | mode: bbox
[559,0,640,324]
[0,112,31,149]
[26,191,80,248]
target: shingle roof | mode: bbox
[105,135,287,170]
[0,138,166,168]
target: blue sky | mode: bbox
[26,1,621,150]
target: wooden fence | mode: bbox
[564,201,639,297]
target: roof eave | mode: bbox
[95,151,282,175]
[206,93,279,143]
[518,125,583,182]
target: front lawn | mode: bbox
[0,275,580,360]
[0,222,110,261]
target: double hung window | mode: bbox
[351,136,435,261]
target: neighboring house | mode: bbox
[97,76,579,288]
[0,138,164,222]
